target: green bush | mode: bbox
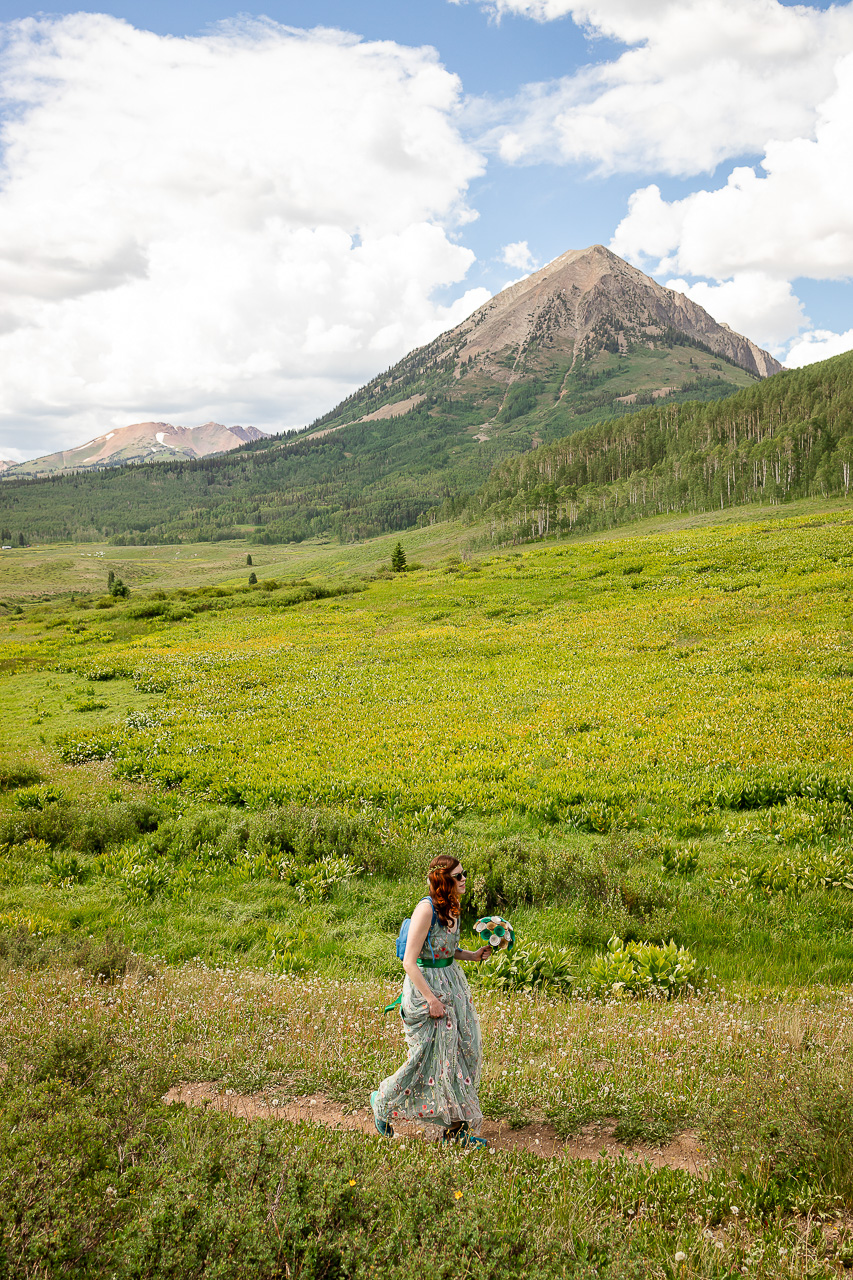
[480,942,575,995]
[588,935,709,999]
[13,782,65,810]
[72,931,131,982]
[464,836,576,915]
[0,761,41,792]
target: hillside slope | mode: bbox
[468,349,853,541]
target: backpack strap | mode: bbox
[419,896,437,961]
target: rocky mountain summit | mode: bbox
[305,244,780,445]
[7,421,268,477]
[452,244,780,380]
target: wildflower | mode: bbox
[454,1191,463,1200]
[349,1179,356,1186]
[674,1252,686,1263]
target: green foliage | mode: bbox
[662,841,701,876]
[588,935,710,999]
[480,941,575,994]
[248,570,257,584]
[13,782,65,810]
[712,841,853,900]
[0,760,41,791]
[475,350,853,545]
[71,931,131,982]
[391,540,407,572]
[707,1050,853,1211]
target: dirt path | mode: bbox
[164,1083,707,1174]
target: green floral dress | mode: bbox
[373,912,483,1130]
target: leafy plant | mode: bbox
[14,783,66,810]
[661,841,700,875]
[480,942,575,995]
[588,935,709,999]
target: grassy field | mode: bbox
[3,503,853,1277]
[3,492,853,601]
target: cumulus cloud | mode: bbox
[464,0,853,178]
[0,15,489,455]
[786,328,853,367]
[665,275,806,351]
[500,240,537,271]
[610,51,853,359]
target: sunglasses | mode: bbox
[451,869,466,882]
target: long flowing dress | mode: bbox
[373,912,483,1130]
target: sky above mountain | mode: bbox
[0,0,850,460]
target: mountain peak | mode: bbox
[6,420,270,477]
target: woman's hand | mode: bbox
[428,996,446,1018]
[474,945,491,962]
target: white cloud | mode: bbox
[465,0,853,178]
[665,275,805,352]
[0,15,489,455]
[609,50,853,357]
[500,239,537,271]
[785,328,853,368]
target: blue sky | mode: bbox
[0,0,850,457]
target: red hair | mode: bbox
[428,855,461,927]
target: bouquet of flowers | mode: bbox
[474,915,515,951]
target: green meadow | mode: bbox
[3,503,853,1277]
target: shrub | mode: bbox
[480,942,575,995]
[127,600,170,619]
[72,931,131,982]
[0,761,41,792]
[464,836,575,915]
[588,935,709,999]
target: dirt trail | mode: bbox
[164,1083,707,1174]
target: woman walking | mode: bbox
[371,854,490,1147]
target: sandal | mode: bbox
[370,1091,393,1138]
[442,1123,487,1150]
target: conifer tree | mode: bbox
[391,542,407,572]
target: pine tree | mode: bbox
[391,542,407,572]
[249,571,258,585]
[246,554,253,566]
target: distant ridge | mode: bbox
[7,421,269,477]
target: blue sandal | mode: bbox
[370,1091,393,1138]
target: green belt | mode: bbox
[383,958,455,1015]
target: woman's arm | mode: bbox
[454,946,490,962]
[402,899,446,1018]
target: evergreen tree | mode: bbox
[249,571,258,585]
[391,542,407,572]
[246,554,253,566]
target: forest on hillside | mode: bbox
[1,351,848,548]
[466,351,853,541]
